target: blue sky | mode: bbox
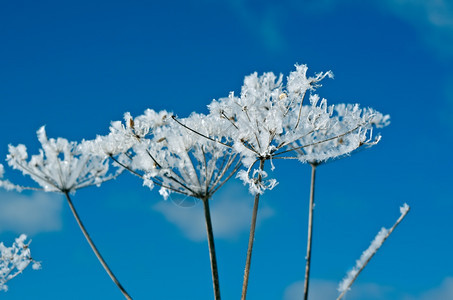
[0,0,452,299]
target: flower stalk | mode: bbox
[303,163,317,300]
[64,192,132,300]
[202,197,221,300]
[241,158,265,300]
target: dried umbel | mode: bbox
[97,110,241,300]
[0,234,40,292]
[289,103,390,164]
[3,126,120,193]
[0,127,131,299]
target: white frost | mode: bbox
[0,235,40,292]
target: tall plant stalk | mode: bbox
[303,163,317,300]
[241,158,265,300]
[202,197,221,300]
[64,192,132,300]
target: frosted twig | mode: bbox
[337,204,410,300]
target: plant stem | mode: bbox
[202,197,221,300]
[241,158,265,300]
[64,192,132,300]
[303,163,317,300]
[336,204,410,300]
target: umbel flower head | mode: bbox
[0,234,40,292]
[103,109,242,202]
[288,102,390,165]
[207,64,334,194]
[82,109,172,158]
[1,126,120,193]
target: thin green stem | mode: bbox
[303,164,317,300]
[63,192,132,300]
[202,197,221,300]
[241,158,265,300]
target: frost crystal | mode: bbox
[0,235,40,292]
[208,64,337,193]
[290,103,390,164]
[107,110,241,202]
[337,204,410,299]
[0,164,20,191]
[2,126,120,193]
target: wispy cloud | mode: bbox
[153,183,274,242]
[285,277,453,300]
[284,280,338,300]
[298,0,453,58]
[379,0,453,58]
[405,277,453,300]
[0,191,63,235]
[221,0,288,53]
[214,0,453,58]
[284,279,395,300]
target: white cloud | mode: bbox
[285,277,453,300]
[0,191,63,235]
[284,280,337,300]
[284,279,395,300]
[407,277,453,300]
[153,183,274,242]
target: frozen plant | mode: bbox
[0,126,132,300]
[208,64,336,299]
[284,103,390,300]
[95,110,242,300]
[0,234,40,292]
[337,204,410,300]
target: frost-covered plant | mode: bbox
[0,234,40,292]
[337,204,410,300]
[91,110,242,300]
[209,65,333,195]
[0,126,131,300]
[0,62,406,300]
[285,103,390,300]
[290,103,390,165]
[208,64,334,299]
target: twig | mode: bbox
[337,204,410,300]
[171,116,233,149]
